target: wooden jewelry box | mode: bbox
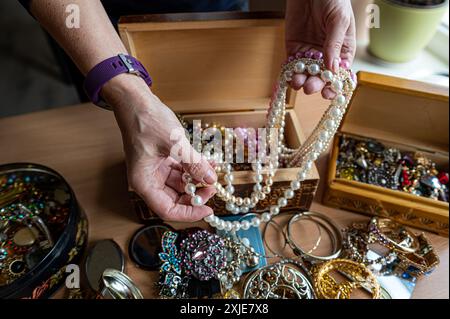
[323,72,449,236]
[118,12,320,222]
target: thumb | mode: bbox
[179,140,217,185]
[324,15,351,73]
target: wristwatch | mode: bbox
[84,54,153,110]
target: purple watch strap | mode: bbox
[84,54,152,109]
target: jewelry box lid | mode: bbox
[118,11,297,114]
[339,71,449,156]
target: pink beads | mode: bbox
[340,59,351,70]
[295,51,305,59]
[313,51,324,60]
[305,50,314,59]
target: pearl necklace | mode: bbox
[185,52,356,232]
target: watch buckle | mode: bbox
[118,54,140,76]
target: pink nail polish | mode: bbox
[340,60,351,70]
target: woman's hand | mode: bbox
[104,75,217,222]
[286,0,356,99]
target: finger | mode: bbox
[166,187,217,222]
[303,76,326,95]
[177,187,217,206]
[166,168,185,193]
[181,145,217,185]
[322,87,337,100]
[324,15,351,72]
[290,73,307,91]
[340,16,357,67]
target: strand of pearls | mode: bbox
[190,53,355,232]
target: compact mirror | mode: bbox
[128,224,174,270]
[85,239,125,292]
[100,269,144,299]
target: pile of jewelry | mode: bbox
[336,135,449,202]
[342,217,440,280]
[0,171,71,286]
[179,51,356,230]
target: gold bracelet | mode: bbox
[369,218,419,254]
[312,259,380,299]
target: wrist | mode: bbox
[102,74,156,112]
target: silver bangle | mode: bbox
[286,211,342,263]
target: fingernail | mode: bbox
[204,169,217,184]
[333,58,340,73]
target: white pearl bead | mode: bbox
[251,217,261,227]
[278,197,288,207]
[331,79,343,93]
[319,130,330,141]
[321,70,334,83]
[252,163,262,172]
[305,161,313,170]
[308,64,321,76]
[241,206,249,213]
[241,220,251,231]
[325,119,336,130]
[270,206,280,215]
[204,215,215,223]
[224,174,234,183]
[254,174,263,183]
[236,198,243,206]
[233,221,241,232]
[232,207,240,215]
[294,61,306,73]
[335,94,347,106]
[226,203,236,212]
[330,106,342,118]
[297,171,307,180]
[216,221,225,230]
[185,183,196,195]
[291,180,301,190]
[225,222,233,232]
[253,184,262,192]
[226,185,235,194]
[223,163,232,172]
[263,186,271,194]
[258,192,266,200]
[308,152,318,162]
[261,212,271,222]
[191,195,203,207]
[314,141,324,152]
[243,197,251,207]
[284,189,295,199]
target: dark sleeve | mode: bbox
[18,0,32,12]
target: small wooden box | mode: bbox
[118,12,320,222]
[323,72,449,236]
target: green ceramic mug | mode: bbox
[369,0,449,62]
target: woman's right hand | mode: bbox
[103,74,217,222]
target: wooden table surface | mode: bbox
[0,95,448,299]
